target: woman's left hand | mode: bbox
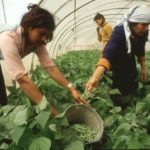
[70,88,88,105]
[141,67,147,81]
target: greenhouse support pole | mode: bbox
[74,0,77,45]
[2,0,7,23]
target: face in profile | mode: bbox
[28,27,53,45]
[133,23,149,36]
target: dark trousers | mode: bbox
[0,65,7,106]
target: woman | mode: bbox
[94,13,112,50]
[0,4,87,115]
[85,5,150,105]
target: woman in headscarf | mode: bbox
[85,5,150,106]
[0,4,87,115]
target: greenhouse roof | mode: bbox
[39,0,150,56]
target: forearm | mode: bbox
[92,57,111,80]
[45,66,73,91]
[17,75,43,104]
[18,74,58,115]
[46,66,87,104]
[92,66,106,81]
[85,65,106,92]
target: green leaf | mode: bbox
[55,132,64,140]
[14,106,30,126]
[10,125,26,145]
[0,124,8,140]
[124,113,136,121]
[144,93,150,100]
[29,137,51,150]
[138,81,144,89]
[1,105,15,116]
[49,124,57,132]
[81,92,93,100]
[104,116,114,127]
[64,140,84,150]
[35,110,50,129]
[104,75,113,85]
[0,142,9,149]
[114,123,131,136]
[135,102,145,114]
[113,137,126,149]
[127,138,144,149]
[139,134,150,146]
[61,118,69,126]
[109,107,121,114]
[109,89,121,95]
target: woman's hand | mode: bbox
[70,88,88,104]
[85,66,105,93]
[85,77,98,93]
[141,67,147,81]
[96,26,100,31]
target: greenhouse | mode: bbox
[0,0,150,149]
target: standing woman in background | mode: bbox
[94,13,112,50]
[0,4,87,115]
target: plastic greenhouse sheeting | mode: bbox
[39,0,150,57]
[1,0,150,87]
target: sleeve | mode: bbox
[102,27,122,64]
[104,24,112,39]
[96,58,111,71]
[35,45,55,68]
[0,36,28,80]
[96,26,123,70]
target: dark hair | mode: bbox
[94,13,105,22]
[20,4,55,41]
[128,21,137,27]
[128,21,138,34]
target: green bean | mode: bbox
[71,124,97,142]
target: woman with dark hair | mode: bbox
[94,13,112,50]
[86,5,150,106]
[0,4,87,115]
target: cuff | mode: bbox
[96,58,111,71]
[37,96,50,111]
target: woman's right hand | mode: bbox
[96,26,100,31]
[85,77,99,93]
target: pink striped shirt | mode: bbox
[0,26,55,80]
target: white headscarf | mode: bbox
[117,5,150,54]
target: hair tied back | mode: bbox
[27,4,39,10]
